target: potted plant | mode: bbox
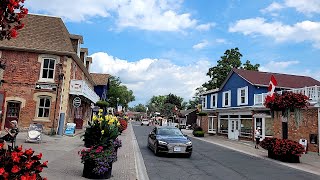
[260,137,305,163]
[80,146,116,179]
[0,142,48,179]
[80,109,120,179]
[192,126,205,137]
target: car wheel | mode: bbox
[141,124,143,126]
[147,124,149,126]
[154,143,159,156]
[186,153,192,158]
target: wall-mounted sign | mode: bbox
[35,83,57,91]
[73,97,81,108]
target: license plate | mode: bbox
[174,146,181,152]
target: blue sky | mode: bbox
[25,0,320,106]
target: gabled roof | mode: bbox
[0,14,96,85]
[220,68,320,89]
[0,14,75,54]
[91,73,110,85]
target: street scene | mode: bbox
[0,0,320,180]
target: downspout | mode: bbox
[51,63,63,135]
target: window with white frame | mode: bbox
[208,116,216,133]
[37,96,51,118]
[210,94,217,108]
[222,91,231,107]
[202,96,207,109]
[237,86,248,105]
[40,58,56,82]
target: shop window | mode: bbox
[240,118,252,137]
[265,117,274,136]
[219,119,228,134]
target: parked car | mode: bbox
[147,126,192,157]
[141,119,149,126]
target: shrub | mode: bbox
[95,100,109,108]
[193,131,204,137]
[197,112,207,116]
[260,138,305,156]
[193,126,203,132]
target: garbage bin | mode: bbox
[299,139,308,154]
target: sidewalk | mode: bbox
[4,121,146,180]
[182,129,320,176]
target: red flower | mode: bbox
[25,148,34,155]
[25,161,33,169]
[11,165,21,173]
[10,29,18,38]
[42,160,48,167]
[37,153,43,159]
[0,168,5,175]
[0,143,3,149]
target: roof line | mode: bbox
[0,46,96,86]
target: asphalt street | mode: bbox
[132,122,320,180]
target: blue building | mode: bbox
[201,68,320,140]
[90,73,110,101]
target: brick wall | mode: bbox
[0,50,62,132]
[199,115,208,133]
[273,108,319,152]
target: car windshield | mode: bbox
[157,128,183,136]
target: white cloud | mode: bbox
[195,23,216,31]
[229,18,320,48]
[284,0,320,15]
[90,52,211,105]
[259,60,299,73]
[215,38,227,44]
[26,0,206,32]
[193,40,209,50]
[260,2,284,14]
[261,0,320,16]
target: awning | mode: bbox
[69,80,99,103]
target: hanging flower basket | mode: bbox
[264,91,309,111]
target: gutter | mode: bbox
[0,46,96,86]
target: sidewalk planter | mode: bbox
[83,160,113,179]
[193,130,205,137]
[261,138,304,163]
[267,150,300,163]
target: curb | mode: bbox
[187,133,320,177]
[130,122,149,180]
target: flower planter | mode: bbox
[82,160,113,179]
[268,150,300,163]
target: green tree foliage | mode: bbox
[187,87,206,109]
[164,93,183,109]
[131,103,147,112]
[107,76,135,109]
[146,95,167,114]
[203,48,260,90]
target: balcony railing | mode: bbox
[254,85,320,106]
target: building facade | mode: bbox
[0,14,99,134]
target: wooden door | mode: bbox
[5,102,21,128]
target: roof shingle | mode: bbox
[91,73,110,85]
[233,68,320,88]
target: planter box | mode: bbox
[268,150,300,163]
[82,160,113,179]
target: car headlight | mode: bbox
[186,141,192,145]
[158,140,167,145]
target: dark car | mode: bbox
[147,126,192,157]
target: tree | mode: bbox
[187,86,206,109]
[203,48,260,90]
[0,0,28,40]
[132,103,147,112]
[107,76,135,109]
[164,93,183,109]
[146,95,166,114]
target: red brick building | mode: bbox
[0,14,99,134]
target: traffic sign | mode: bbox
[73,97,81,108]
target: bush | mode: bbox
[193,131,204,137]
[197,112,207,116]
[193,126,203,132]
[95,100,109,108]
[260,138,305,156]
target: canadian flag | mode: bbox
[268,75,278,97]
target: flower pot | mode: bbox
[82,160,113,179]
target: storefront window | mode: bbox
[240,118,252,137]
[219,119,228,134]
[265,117,274,136]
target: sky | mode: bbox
[25,0,320,106]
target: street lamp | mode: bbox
[116,97,119,113]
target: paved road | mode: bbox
[132,122,320,180]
